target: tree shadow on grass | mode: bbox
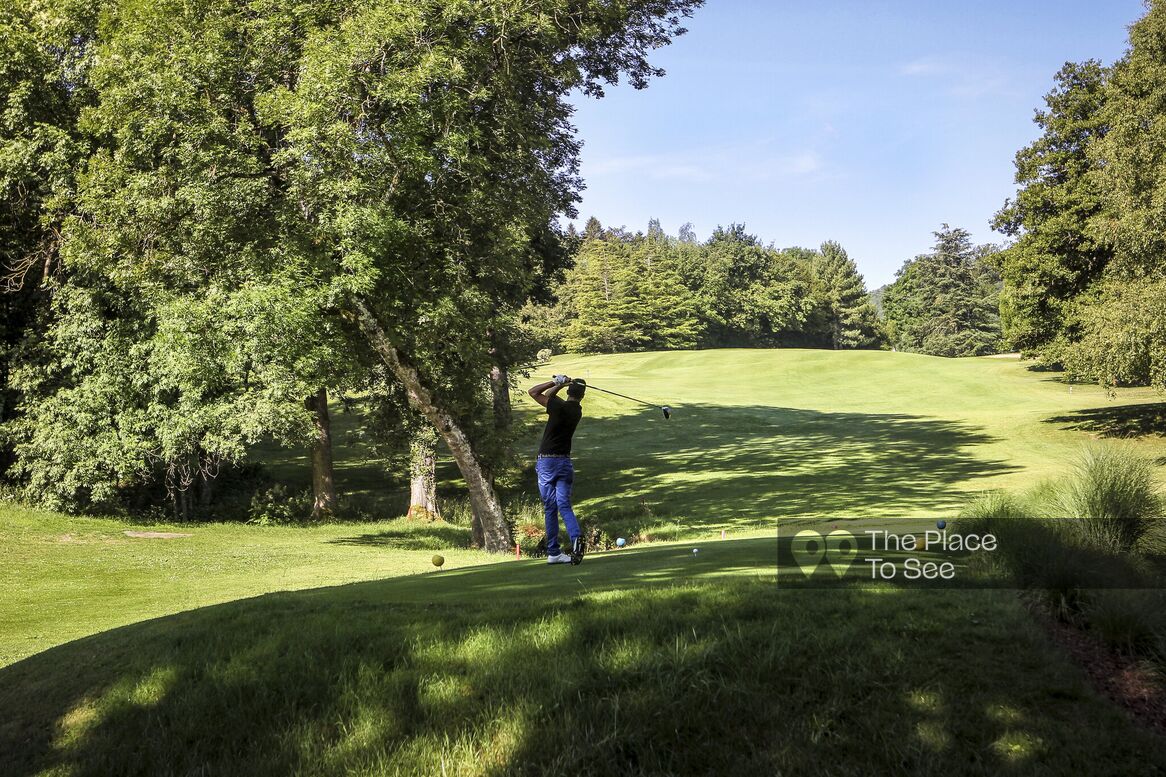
[1,560,1164,776]
[550,403,1017,531]
[326,522,471,551]
[1045,403,1166,439]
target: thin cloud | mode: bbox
[584,143,825,184]
[898,56,1022,99]
[775,151,821,176]
[898,58,949,76]
[947,73,1021,99]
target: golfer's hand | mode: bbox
[552,374,570,386]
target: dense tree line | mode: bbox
[544,219,883,353]
[5,0,1165,538]
[0,0,701,549]
[994,1,1166,389]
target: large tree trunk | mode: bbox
[480,344,511,548]
[349,301,513,552]
[305,387,337,519]
[407,427,441,520]
[489,362,511,430]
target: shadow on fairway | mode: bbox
[2,552,1164,776]
[1045,402,1166,439]
[326,523,471,551]
[551,403,1016,531]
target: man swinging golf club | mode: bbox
[528,375,587,565]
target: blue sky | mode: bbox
[567,0,1147,288]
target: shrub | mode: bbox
[586,527,613,551]
[958,488,1148,617]
[508,496,549,555]
[247,485,312,525]
[514,520,546,556]
[1053,446,1163,553]
[1083,591,1166,655]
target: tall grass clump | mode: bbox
[958,492,1107,614]
[959,448,1164,648]
[1082,591,1166,656]
[1053,446,1163,553]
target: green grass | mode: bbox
[0,505,491,667]
[5,349,1166,774]
[540,350,1166,533]
[4,556,1166,775]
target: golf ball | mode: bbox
[692,548,699,554]
[616,537,626,547]
[431,554,445,568]
[936,520,947,530]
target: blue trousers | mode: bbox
[536,456,580,556]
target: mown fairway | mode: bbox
[539,349,1166,533]
[3,350,1166,775]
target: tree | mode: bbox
[882,226,1001,357]
[12,0,701,546]
[304,388,337,519]
[1090,2,1166,280]
[11,278,354,516]
[583,216,605,241]
[8,2,361,517]
[1060,1,1165,390]
[632,240,701,349]
[1067,277,1166,391]
[992,60,1110,363]
[564,239,635,352]
[0,3,95,469]
[697,225,807,347]
[310,1,700,550]
[407,424,442,521]
[810,241,882,349]
[647,217,665,242]
[560,231,701,352]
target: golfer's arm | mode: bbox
[527,380,561,408]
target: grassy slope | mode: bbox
[3,350,1166,774]
[3,549,1166,775]
[543,350,1165,531]
[0,506,494,668]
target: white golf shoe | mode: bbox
[546,553,573,564]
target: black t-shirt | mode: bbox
[538,395,582,455]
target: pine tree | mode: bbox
[814,242,882,349]
[882,226,1001,357]
[647,218,665,242]
[564,239,631,353]
[633,240,701,349]
[583,216,605,241]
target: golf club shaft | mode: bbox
[584,383,660,409]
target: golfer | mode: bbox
[528,375,587,565]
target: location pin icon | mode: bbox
[790,530,826,577]
[826,529,858,578]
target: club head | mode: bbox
[661,406,671,420]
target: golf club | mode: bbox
[575,379,672,420]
